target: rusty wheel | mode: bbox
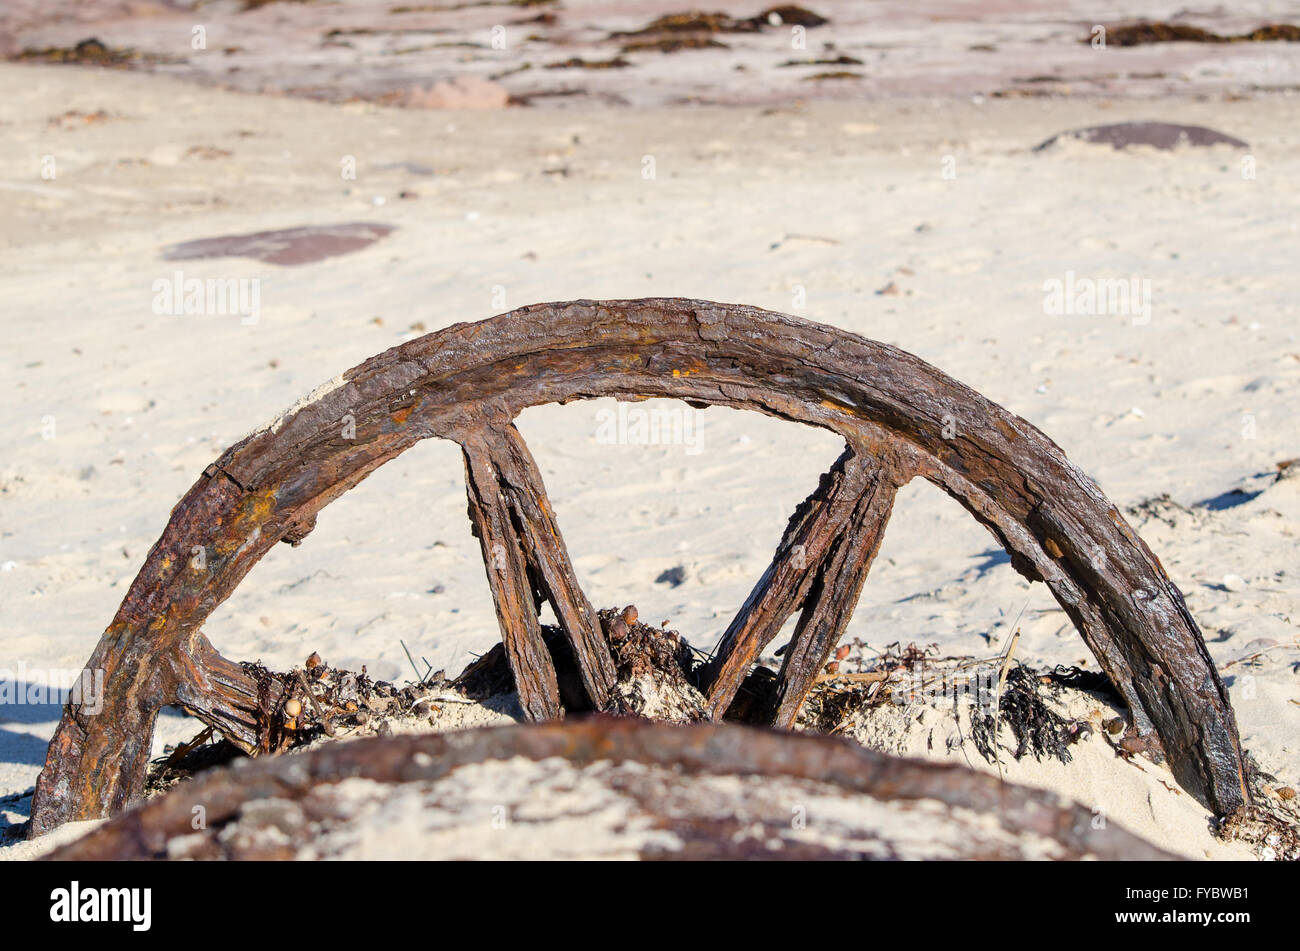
[46,720,1177,861]
[30,298,1249,835]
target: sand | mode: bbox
[1,44,1298,859]
[5,0,1300,105]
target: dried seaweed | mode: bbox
[1217,764,1300,859]
[612,7,828,42]
[13,37,182,67]
[803,71,862,81]
[794,641,938,733]
[1094,21,1300,47]
[779,55,863,67]
[1047,663,1125,706]
[146,737,243,796]
[545,57,631,70]
[620,37,730,54]
[150,652,453,789]
[615,12,761,36]
[971,665,1074,765]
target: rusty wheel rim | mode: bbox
[29,298,1249,836]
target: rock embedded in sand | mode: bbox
[1034,121,1248,152]
[162,222,395,266]
[761,6,830,28]
[400,77,509,109]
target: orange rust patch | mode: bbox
[233,487,278,523]
[392,406,414,426]
[668,355,708,377]
[995,418,1020,442]
[219,488,280,557]
[819,397,857,417]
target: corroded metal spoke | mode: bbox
[461,422,616,717]
[703,447,900,720]
[771,462,899,728]
[461,431,564,721]
[172,635,286,754]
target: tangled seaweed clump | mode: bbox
[13,37,181,67]
[1093,21,1300,46]
[1215,766,1300,861]
[614,7,828,39]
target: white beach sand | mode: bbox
[1,55,1297,859]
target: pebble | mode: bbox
[1118,735,1147,754]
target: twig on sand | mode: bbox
[815,670,890,684]
[161,726,214,769]
[997,630,1022,696]
[1221,639,1300,670]
[400,639,421,681]
[296,669,335,737]
[991,603,1027,780]
[400,638,435,684]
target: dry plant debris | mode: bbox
[1093,21,1300,46]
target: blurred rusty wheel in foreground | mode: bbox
[47,719,1176,861]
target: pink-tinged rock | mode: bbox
[400,76,509,110]
[162,222,395,266]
